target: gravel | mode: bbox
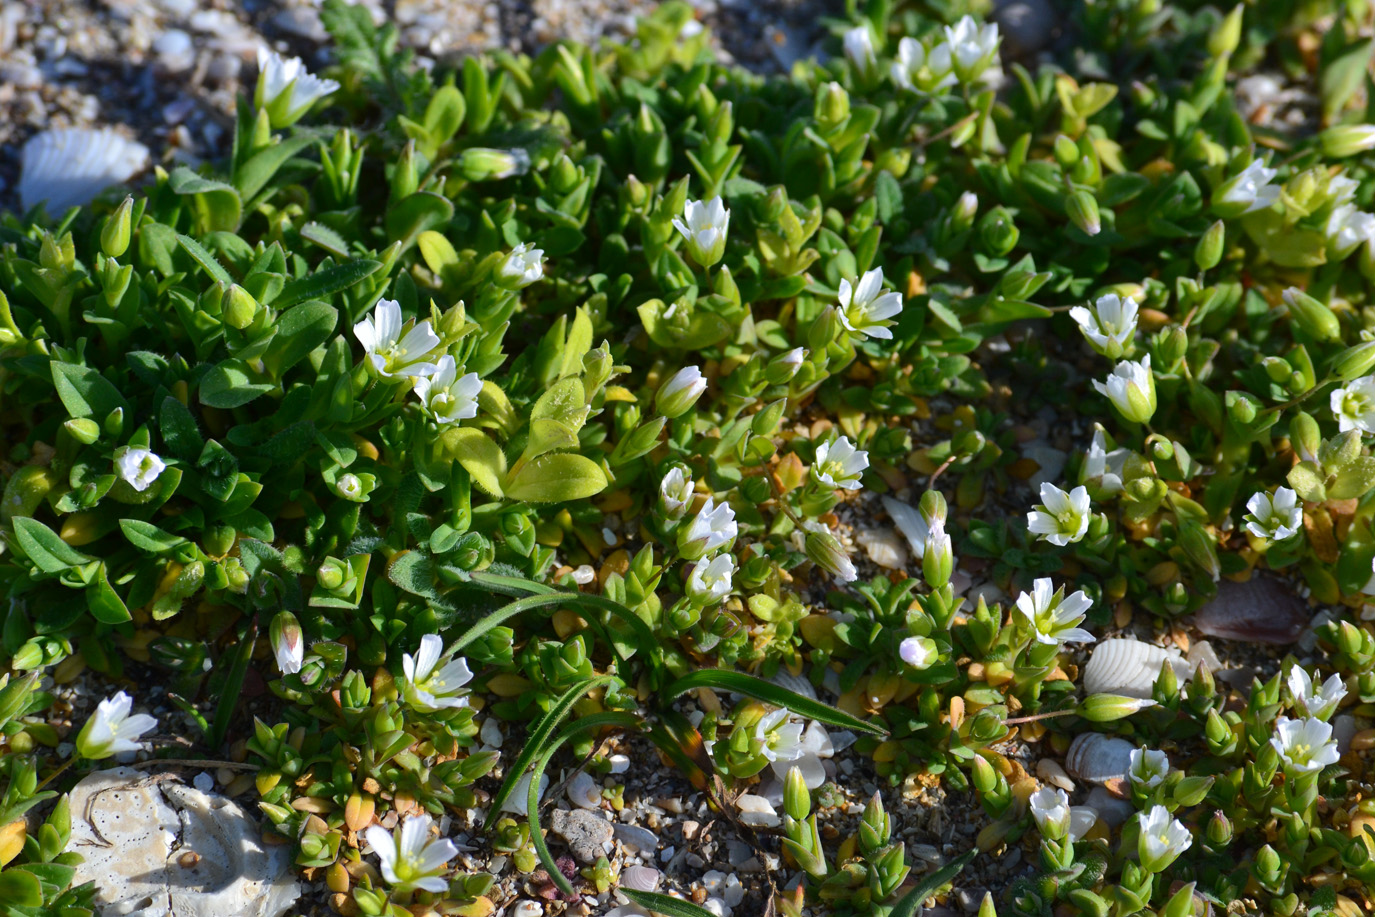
[0,0,842,214]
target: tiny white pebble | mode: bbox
[602,527,616,546]
[608,754,630,774]
[193,772,214,793]
[572,564,596,585]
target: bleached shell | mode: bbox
[881,496,928,558]
[771,669,818,701]
[1064,733,1134,785]
[735,794,780,828]
[19,128,150,213]
[621,865,662,892]
[566,771,601,809]
[1036,758,1074,792]
[1083,638,1189,699]
[856,528,907,569]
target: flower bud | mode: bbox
[1207,4,1244,57]
[784,765,810,821]
[64,418,101,445]
[317,558,348,591]
[1331,341,1375,382]
[922,517,953,589]
[816,81,850,128]
[951,191,979,233]
[1195,219,1225,271]
[270,611,304,675]
[456,147,531,182]
[1053,134,1080,167]
[658,466,694,520]
[1156,325,1188,372]
[223,284,259,330]
[1205,810,1232,847]
[803,522,857,583]
[1320,124,1375,159]
[656,366,707,418]
[765,348,807,385]
[102,196,134,258]
[1077,693,1158,722]
[1066,190,1101,236]
[979,207,1020,256]
[1281,287,1341,342]
[807,306,846,353]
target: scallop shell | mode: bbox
[566,771,601,809]
[1083,638,1189,698]
[19,128,150,213]
[881,496,928,558]
[1064,733,1134,785]
[621,865,662,892]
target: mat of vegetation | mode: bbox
[4,1,1375,916]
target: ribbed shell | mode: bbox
[1064,733,1134,784]
[1083,638,1187,699]
[19,128,149,213]
[621,866,662,892]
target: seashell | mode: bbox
[19,128,150,213]
[881,496,928,558]
[566,772,601,809]
[1083,638,1189,699]
[499,774,547,816]
[608,754,630,774]
[1186,640,1221,676]
[772,753,826,789]
[856,528,907,569]
[479,717,503,749]
[801,720,834,757]
[621,865,661,892]
[510,902,543,917]
[605,908,653,917]
[1064,733,1134,785]
[735,794,780,828]
[771,668,818,701]
[1036,758,1074,792]
[1084,785,1135,828]
[1193,575,1308,644]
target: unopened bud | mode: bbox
[784,766,810,821]
[101,196,134,258]
[1067,190,1101,236]
[1077,693,1158,722]
[1207,4,1244,57]
[64,418,101,445]
[456,147,530,182]
[1195,220,1225,271]
[803,522,857,583]
[223,284,259,330]
[1332,341,1375,382]
[1320,124,1375,159]
[1281,287,1341,342]
[656,366,707,419]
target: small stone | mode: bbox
[613,823,658,854]
[1194,576,1308,644]
[734,794,779,828]
[680,820,700,841]
[193,771,214,793]
[994,0,1057,59]
[725,840,753,867]
[153,30,195,73]
[270,7,328,42]
[549,809,614,864]
[856,528,906,569]
[510,902,543,917]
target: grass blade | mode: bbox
[889,847,978,917]
[621,890,720,917]
[208,621,256,751]
[663,669,886,736]
[447,586,659,661]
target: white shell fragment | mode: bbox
[881,496,929,559]
[735,794,781,828]
[856,528,907,569]
[566,771,602,809]
[621,865,662,892]
[1083,638,1190,699]
[1065,733,1135,785]
[70,767,300,917]
[1036,758,1075,792]
[19,128,150,213]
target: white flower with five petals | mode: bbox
[412,356,482,425]
[353,298,441,379]
[363,814,457,894]
[1015,577,1095,645]
[812,436,869,491]
[1027,482,1092,546]
[837,268,904,339]
[401,634,474,713]
[1069,293,1138,359]
[1287,665,1347,720]
[1244,487,1302,542]
[76,692,157,760]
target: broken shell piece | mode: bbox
[70,767,300,917]
[772,753,826,789]
[1193,576,1308,644]
[881,496,929,558]
[735,794,780,828]
[621,865,662,892]
[566,771,602,809]
[499,773,548,816]
[1036,758,1074,792]
[1083,638,1189,698]
[1084,785,1135,828]
[856,528,907,569]
[1065,733,1134,785]
[771,669,818,701]
[19,128,150,213]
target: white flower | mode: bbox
[657,365,708,418]
[844,24,878,78]
[900,636,939,669]
[755,708,806,762]
[1029,786,1070,840]
[1128,748,1170,790]
[923,515,954,587]
[1026,482,1092,546]
[255,48,340,127]
[335,473,364,500]
[1092,353,1156,424]
[1069,293,1138,359]
[687,554,735,606]
[1244,487,1302,542]
[1015,577,1095,645]
[116,448,166,493]
[1270,715,1341,774]
[363,814,457,894]
[1330,374,1375,433]
[1216,160,1279,215]
[890,36,957,93]
[659,466,694,518]
[1081,427,1127,496]
[353,298,441,379]
[812,436,869,491]
[1326,204,1375,261]
[882,495,944,559]
[1287,666,1347,720]
[75,692,157,760]
[412,356,482,424]
[401,634,474,713]
[837,268,904,339]
[943,15,1000,84]
[679,497,738,560]
[1137,805,1192,872]
[497,243,545,289]
[1330,174,1360,206]
[672,197,730,267]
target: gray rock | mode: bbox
[550,808,614,864]
[270,7,327,42]
[994,0,1057,59]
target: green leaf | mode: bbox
[531,377,587,426]
[176,232,234,285]
[159,396,204,460]
[263,302,339,373]
[874,170,902,223]
[86,564,132,624]
[235,134,317,201]
[200,360,275,409]
[388,551,439,599]
[385,192,454,250]
[169,167,242,233]
[0,868,43,907]
[1321,37,1373,121]
[524,419,581,461]
[209,622,256,749]
[120,519,189,554]
[50,361,130,420]
[275,260,381,310]
[560,307,594,380]
[11,517,94,574]
[890,848,978,917]
[977,298,1052,324]
[621,891,719,917]
[442,428,507,497]
[503,453,607,503]
[663,669,886,736]
[300,222,351,258]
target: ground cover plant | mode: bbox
[4,0,1375,914]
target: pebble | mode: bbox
[550,808,614,864]
[994,0,1056,59]
[153,29,195,72]
[193,771,214,793]
[270,7,327,42]
[510,902,543,917]
[734,794,779,828]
